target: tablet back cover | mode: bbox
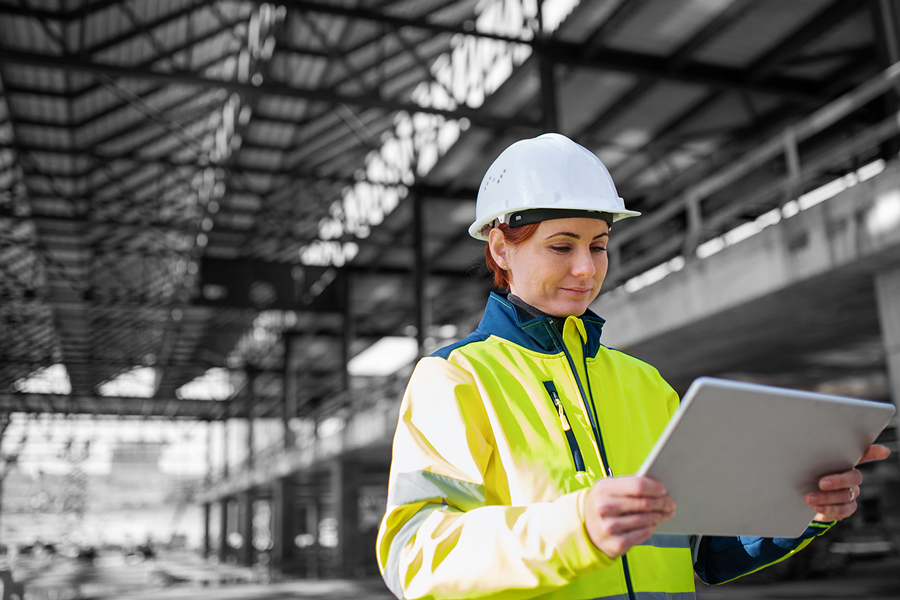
[638,377,895,538]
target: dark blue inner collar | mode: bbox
[479,292,605,356]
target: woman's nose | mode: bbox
[572,249,596,278]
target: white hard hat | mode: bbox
[468,133,640,240]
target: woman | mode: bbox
[376,133,888,600]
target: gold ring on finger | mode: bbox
[848,488,855,502]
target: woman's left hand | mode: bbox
[804,444,891,522]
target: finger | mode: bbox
[806,486,860,507]
[813,500,857,522]
[599,527,656,559]
[598,476,668,498]
[602,512,672,537]
[819,469,863,491]
[856,444,891,466]
[617,527,656,550]
[596,495,676,517]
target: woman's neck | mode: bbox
[507,294,568,332]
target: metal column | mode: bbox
[203,502,211,558]
[538,0,558,132]
[217,499,229,563]
[875,267,900,468]
[283,333,297,449]
[412,188,427,357]
[222,419,230,479]
[246,367,256,470]
[239,491,255,566]
[872,0,900,154]
[340,275,352,392]
[331,459,362,576]
[271,476,296,576]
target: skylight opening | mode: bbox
[176,367,234,401]
[13,364,71,395]
[298,0,580,267]
[98,366,157,398]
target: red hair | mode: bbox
[484,222,540,290]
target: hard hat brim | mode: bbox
[468,206,641,241]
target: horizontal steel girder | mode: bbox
[0,48,538,131]
[252,1,822,102]
[0,392,235,419]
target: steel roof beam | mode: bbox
[578,0,654,57]
[84,0,221,58]
[69,20,244,113]
[3,140,478,200]
[573,0,759,144]
[0,48,537,131]
[746,0,864,80]
[0,0,161,23]
[0,3,835,111]
[284,0,821,102]
[601,1,872,213]
[8,210,475,252]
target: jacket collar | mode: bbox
[478,292,605,356]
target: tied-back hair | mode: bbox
[484,222,540,290]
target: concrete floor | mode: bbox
[9,552,899,599]
[137,556,900,600]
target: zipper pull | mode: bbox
[549,390,571,431]
[557,404,571,431]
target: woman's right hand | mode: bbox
[584,476,676,559]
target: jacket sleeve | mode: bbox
[376,356,614,600]
[694,521,834,584]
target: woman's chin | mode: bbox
[547,299,592,318]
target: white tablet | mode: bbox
[637,377,895,538]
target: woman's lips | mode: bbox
[562,287,592,296]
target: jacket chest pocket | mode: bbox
[542,381,585,472]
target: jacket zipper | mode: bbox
[542,381,585,472]
[547,322,637,600]
[580,342,638,600]
[546,326,611,475]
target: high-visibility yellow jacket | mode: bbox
[377,293,830,600]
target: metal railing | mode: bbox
[609,59,900,285]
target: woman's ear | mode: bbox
[488,228,510,269]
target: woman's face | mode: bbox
[490,217,610,318]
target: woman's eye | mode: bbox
[591,246,607,253]
[550,246,571,253]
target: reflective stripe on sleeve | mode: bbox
[388,470,486,511]
[582,593,694,600]
[690,535,702,564]
[384,503,444,600]
[636,534,691,550]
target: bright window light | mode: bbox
[98,366,157,398]
[857,158,885,182]
[867,189,900,236]
[176,367,234,400]
[798,174,854,210]
[13,364,71,394]
[623,256,685,293]
[299,0,579,266]
[348,337,419,377]
[696,237,725,259]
